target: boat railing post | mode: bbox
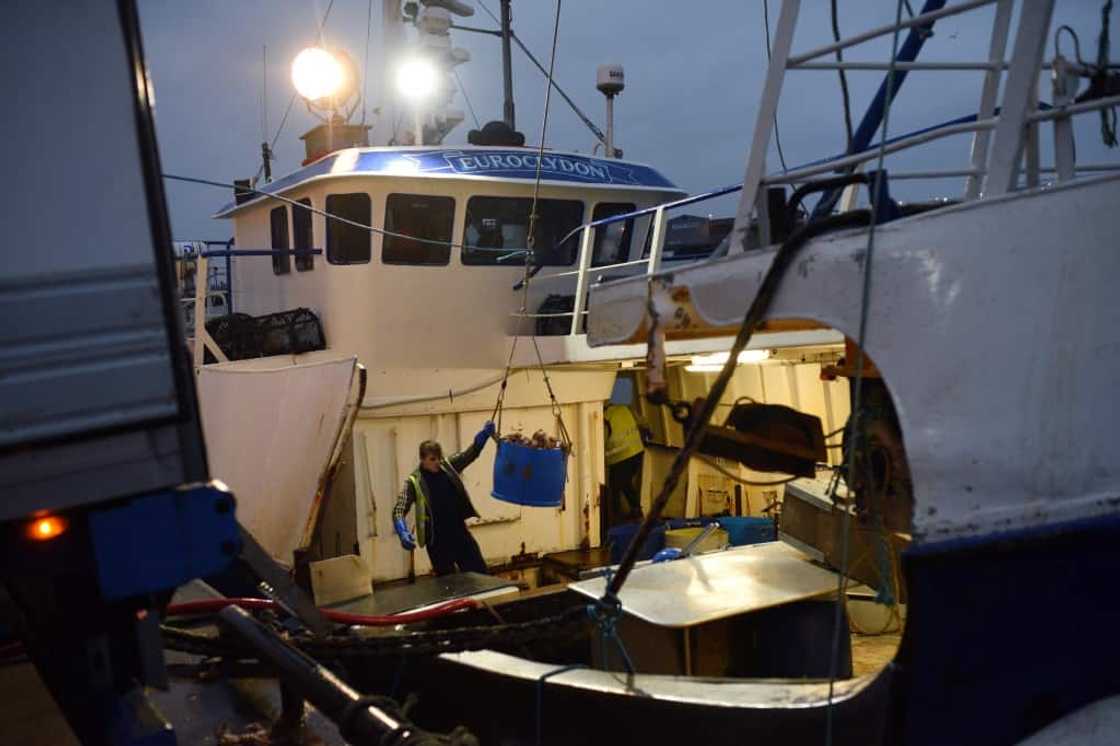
[757,178,772,246]
[964,0,1013,199]
[983,0,1056,196]
[839,162,865,212]
[1051,55,1078,182]
[192,254,230,368]
[646,206,667,276]
[728,0,801,254]
[193,255,208,368]
[570,225,596,336]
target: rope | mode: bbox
[161,605,588,660]
[831,0,855,153]
[489,0,573,453]
[453,69,482,129]
[762,0,790,172]
[586,596,634,675]
[361,0,373,125]
[601,200,873,602]
[535,664,586,746]
[255,0,336,182]
[826,3,906,743]
[164,174,530,259]
[476,0,609,148]
[1098,1,1117,147]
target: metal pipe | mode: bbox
[792,60,998,71]
[217,605,409,744]
[609,94,618,156]
[965,0,1013,199]
[787,0,994,66]
[765,118,996,185]
[500,0,515,130]
[812,0,949,217]
[1028,93,1120,123]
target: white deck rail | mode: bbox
[517,0,1120,336]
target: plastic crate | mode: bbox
[491,440,567,508]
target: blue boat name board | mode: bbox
[450,152,610,180]
[216,147,678,215]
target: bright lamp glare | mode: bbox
[292,47,345,101]
[396,58,438,100]
[685,349,771,372]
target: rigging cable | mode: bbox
[491,0,572,454]
[1098,0,1117,147]
[831,0,855,152]
[824,2,907,744]
[762,0,790,172]
[256,0,338,181]
[162,173,528,258]
[361,0,373,124]
[454,68,483,129]
[476,0,609,148]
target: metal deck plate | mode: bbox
[328,572,517,616]
[568,542,838,628]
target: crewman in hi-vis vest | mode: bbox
[393,421,495,575]
[605,403,646,523]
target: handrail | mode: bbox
[786,0,997,66]
[512,0,1120,335]
[199,248,323,258]
[554,183,744,246]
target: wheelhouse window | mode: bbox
[462,197,583,266]
[382,194,454,265]
[591,202,636,267]
[270,206,290,275]
[325,193,371,264]
[293,198,314,271]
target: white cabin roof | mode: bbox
[215,145,683,218]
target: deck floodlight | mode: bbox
[292,47,346,102]
[686,349,771,372]
[396,57,438,101]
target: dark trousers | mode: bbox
[607,452,644,522]
[426,524,488,576]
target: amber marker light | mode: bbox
[26,515,67,541]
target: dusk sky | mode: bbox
[138,1,1117,241]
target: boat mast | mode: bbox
[500,0,515,130]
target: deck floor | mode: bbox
[850,632,901,677]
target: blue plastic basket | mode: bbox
[607,521,666,565]
[491,440,568,508]
[718,516,777,546]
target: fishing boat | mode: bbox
[187,0,847,592]
[171,0,1120,744]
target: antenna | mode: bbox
[596,64,624,158]
[260,45,272,181]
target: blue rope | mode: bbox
[535,663,586,746]
[873,521,896,606]
[587,594,635,675]
[389,652,406,699]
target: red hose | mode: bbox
[164,596,480,626]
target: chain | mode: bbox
[162,606,588,661]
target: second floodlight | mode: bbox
[396,58,438,101]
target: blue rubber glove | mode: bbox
[473,420,496,449]
[652,547,682,563]
[394,518,416,550]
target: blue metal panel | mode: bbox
[892,513,1120,744]
[215,148,680,216]
[89,482,239,601]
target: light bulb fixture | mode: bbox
[685,349,771,372]
[396,57,439,101]
[291,47,346,102]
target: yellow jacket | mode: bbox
[605,404,644,465]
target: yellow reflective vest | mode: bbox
[605,404,644,465]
